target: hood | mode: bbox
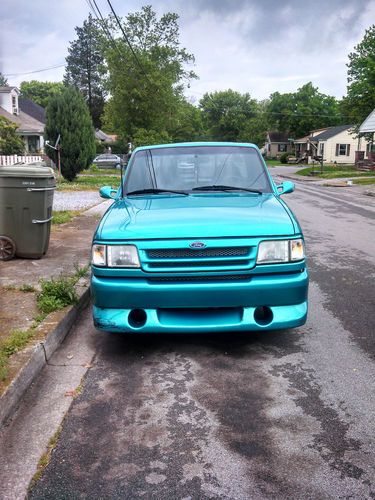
[96,193,296,241]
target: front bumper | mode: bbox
[91,265,308,333]
[93,302,307,333]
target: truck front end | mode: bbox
[91,143,308,333]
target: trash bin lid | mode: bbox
[0,165,55,178]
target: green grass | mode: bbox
[265,159,282,167]
[353,178,375,185]
[52,210,82,225]
[296,165,375,179]
[0,328,36,380]
[57,174,120,192]
[83,167,121,175]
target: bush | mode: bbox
[44,87,96,181]
[0,116,25,154]
[280,152,290,164]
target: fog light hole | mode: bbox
[128,309,147,328]
[254,306,273,326]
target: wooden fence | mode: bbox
[0,155,43,166]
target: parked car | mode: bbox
[91,142,308,333]
[93,154,122,169]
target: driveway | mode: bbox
[1,178,375,499]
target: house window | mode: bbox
[366,143,375,155]
[278,144,287,152]
[27,136,39,153]
[319,143,324,156]
[335,144,350,156]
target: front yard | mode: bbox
[57,173,121,191]
[296,165,375,179]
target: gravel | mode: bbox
[53,191,102,211]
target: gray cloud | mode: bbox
[1,0,374,99]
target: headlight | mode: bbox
[108,245,140,267]
[257,239,304,264]
[92,244,140,268]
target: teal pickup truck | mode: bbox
[91,142,308,333]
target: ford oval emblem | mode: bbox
[189,241,206,249]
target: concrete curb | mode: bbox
[277,173,320,182]
[0,287,90,429]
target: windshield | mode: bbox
[124,146,271,194]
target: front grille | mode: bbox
[148,260,249,269]
[141,242,256,272]
[147,247,249,259]
[148,275,250,283]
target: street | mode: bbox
[5,174,375,499]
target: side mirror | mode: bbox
[99,185,118,199]
[277,181,295,195]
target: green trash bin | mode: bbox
[0,164,56,260]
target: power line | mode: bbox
[105,0,154,86]
[86,0,126,62]
[4,63,66,77]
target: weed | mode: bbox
[30,425,63,487]
[73,263,90,280]
[33,313,47,325]
[0,353,8,381]
[37,276,78,314]
[19,284,36,293]
[3,284,17,291]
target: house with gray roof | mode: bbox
[0,86,45,153]
[263,131,293,158]
[294,124,372,164]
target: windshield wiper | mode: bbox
[126,188,188,196]
[192,185,262,194]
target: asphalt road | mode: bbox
[28,176,375,499]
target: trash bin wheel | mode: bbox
[0,236,16,261]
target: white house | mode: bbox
[0,86,45,153]
[295,125,371,164]
[359,109,375,135]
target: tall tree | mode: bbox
[64,14,107,128]
[342,25,375,125]
[239,100,271,147]
[19,81,64,108]
[102,6,197,140]
[0,73,8,86]
[199,90,257,141]
[267,83,341,138]
[44,87,95,181]
[0,116,24,154]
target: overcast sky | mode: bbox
[1,0,375,102]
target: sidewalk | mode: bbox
[271,166,375,197]
[0,198,112,427]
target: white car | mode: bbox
[93,154,122,169]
